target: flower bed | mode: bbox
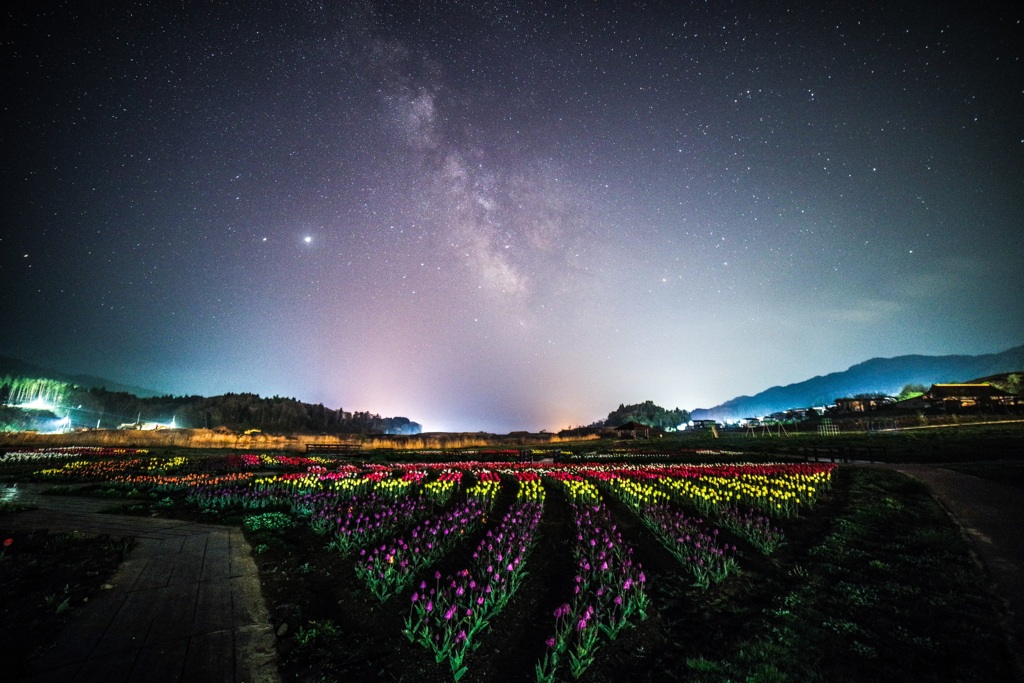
[3,450,1013,682]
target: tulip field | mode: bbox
[1,446,1015,682]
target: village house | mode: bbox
[915,383,1019,412]
[832,396,895,413]
[614,421,662,438]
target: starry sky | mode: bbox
[2,1,1022,433]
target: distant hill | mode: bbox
[690,345,1024,421]
[0,355,163,397]
[0,355,421,435]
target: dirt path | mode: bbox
[880,464,1024,679]
[1,483,279,683]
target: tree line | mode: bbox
[0,376,421,435]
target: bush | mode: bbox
[243,512,294,533]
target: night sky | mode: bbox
[2,1,1022,433]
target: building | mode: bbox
[919,383,1018,412]
[118,417,175,430]
[615,421,661,438]
[832,396,895,413]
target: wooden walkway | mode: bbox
[0,483,279,683]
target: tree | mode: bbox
[988,373,1022,396]
[604,400,690,430]
[898,384,928,401]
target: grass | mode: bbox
[710,422,1024,464]
[678,467,1013,682]
[0,500,36,513]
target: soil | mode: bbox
[0,527,135,680]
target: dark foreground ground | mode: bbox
[1,442,1022,682]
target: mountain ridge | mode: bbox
[690,345,1024,421]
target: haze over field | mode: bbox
[2,2,1022,432]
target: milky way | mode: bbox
[2,2,1022,432]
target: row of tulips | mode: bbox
[0,448,134,466]
[37,455,187,480]
[404,475,546,681]
[321,489,434,557]
[651,470,825,518]
[224,453,337,469]
[715,504,785,554]
[645,505,738,588]
[356,476,503,601]
[2,446,146,459]
[603,476,739,588]
[187,469,386,511]
[185,479,288,510]
[422,470,463,507]
[536,474,649,681]
[570,448,746,461]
